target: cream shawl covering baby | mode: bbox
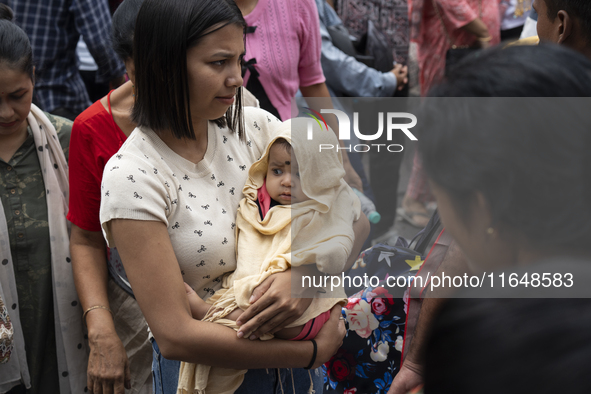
[177,118,361,393]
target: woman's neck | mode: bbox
[234,0,259,16]
[0,121,29,163]
[159,120,209,164]
[101,81,136,137]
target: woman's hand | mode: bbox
[86,312,131,394]
[184,282,210,320]
[312,304,346,368]
[236,270,313,339]
[390,64,409,91]
[70,225,131,394]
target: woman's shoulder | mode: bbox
[242,106,283,154]
[106,127,151,162]
[44,111,72,153]
[72,100,115,137]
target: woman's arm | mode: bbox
[70,225,131,393]
[109,218,345,367]
[236,213,370,339]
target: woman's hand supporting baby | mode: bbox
[236,269,313,340]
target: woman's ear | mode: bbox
[125,58,136,85]
[31,65,36,86]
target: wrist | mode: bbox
[86,308,117,338]
[477,34,492,42]
[402,358,425,377]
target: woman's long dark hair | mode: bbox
[131,0,246,140]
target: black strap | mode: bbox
[304,339,317,370]
[242,24,282,119]
[243,58,281,120]
[412,211,442,255]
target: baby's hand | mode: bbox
[184,282,209,320]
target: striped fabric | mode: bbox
[3,0,125,114]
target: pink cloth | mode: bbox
[243,0,326,120]
[290,311,331,341]
[411,0,501,96]
[257,179,272,218]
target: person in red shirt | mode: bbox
[68,1,148,393]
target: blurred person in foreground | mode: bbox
[389,44,591,393]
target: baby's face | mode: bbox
[266,144,310,205]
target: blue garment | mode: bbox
[152,339,181,394]
[314,0,397,97]
[151,339,324,394]
[4,0,125,114]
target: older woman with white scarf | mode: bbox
[0,5,87,394]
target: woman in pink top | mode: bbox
[236,0,364,191]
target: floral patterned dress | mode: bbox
[323,285,409,394]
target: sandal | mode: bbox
[397,207,431,228]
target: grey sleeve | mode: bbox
[318,11,398,97]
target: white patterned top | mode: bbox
[100,107,281,299]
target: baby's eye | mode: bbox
[272,168,283,175]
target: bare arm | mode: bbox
[70,225,130,394]
[299,82,364,192]
[109,219,345,367]
[388,240,470,394]
[461,18,492,48]
[345,212,370,272]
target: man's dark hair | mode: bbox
[544,0,591,42]
[132,0,246,140]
